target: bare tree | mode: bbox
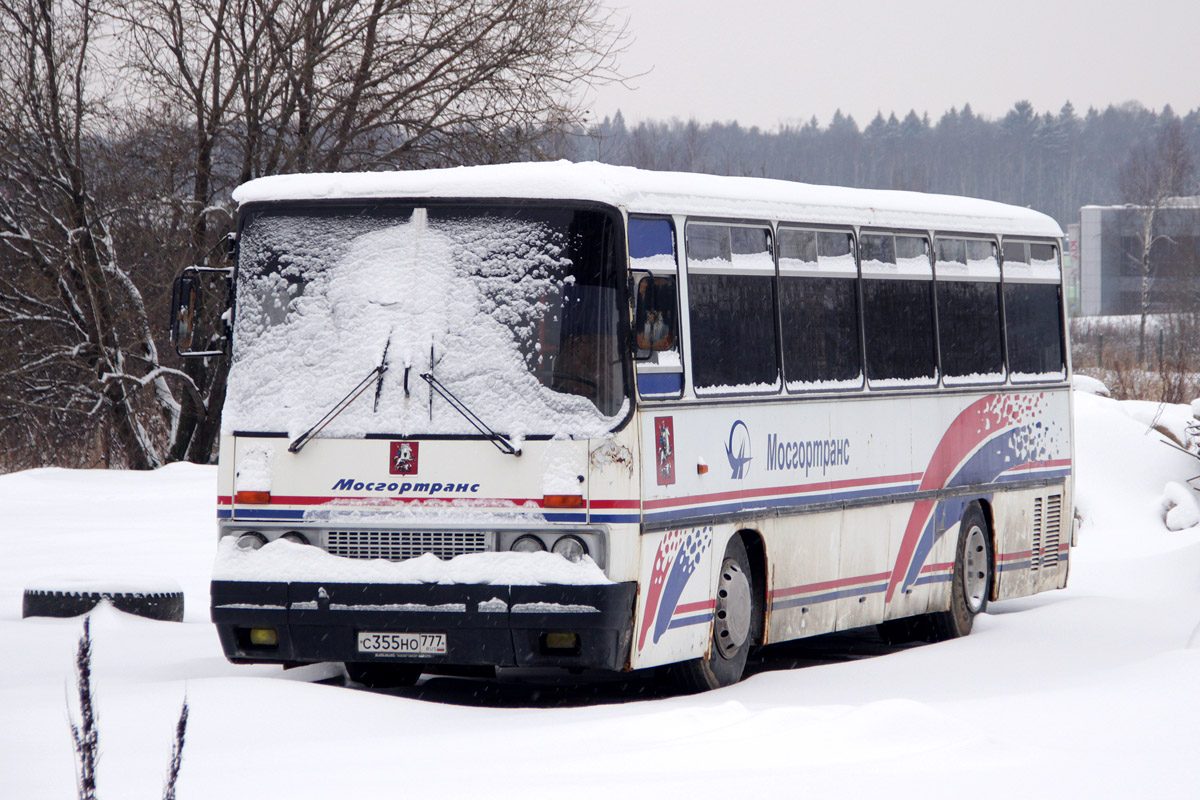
[0,0,198,469]
[116,0,628,464]
[0,0,627,469]
[1118,117,1197,363]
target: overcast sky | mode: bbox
[587,0,1200,129]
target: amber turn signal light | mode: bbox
[543,495,584,508]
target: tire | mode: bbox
[926,502,992,642]
[345,662,422,689]
[671,536,759,692]
[22,588,184,622]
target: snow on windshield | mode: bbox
[223,205,627,440]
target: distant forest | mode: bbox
[559,101,1200,228]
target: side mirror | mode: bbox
[170,266,232,358]
[170,274,198,350]
[632,272,678,358]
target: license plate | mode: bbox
[357,632,446,655]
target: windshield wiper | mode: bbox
[289,359,388,454]
[420,372,521,456]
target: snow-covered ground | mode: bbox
[3,388,1200,798]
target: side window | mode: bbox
[779,227,861,390]
[1003,240,1066,381]
[629,216,683,397]
[860,232,936,386]
[935,236,1004,383]
[686,222,779,394]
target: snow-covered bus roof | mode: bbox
[232,161,1064,239]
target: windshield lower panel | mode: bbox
[224,203,628,440]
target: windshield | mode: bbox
[222,203,628,440]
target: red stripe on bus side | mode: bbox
[674,600,716,615]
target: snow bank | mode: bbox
[7,392,1200,800]
[1074,391,1200,556]
[1071,373,1110,396]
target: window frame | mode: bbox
[777,224,864,394]
[1000,237,1067,384]
[683,218,782,398]
[933,233,1006,387]
[858,229,939,389]
[629,214,685,400]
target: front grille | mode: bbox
[325,530,489,562]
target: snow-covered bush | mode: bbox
[1160,481,1200,531]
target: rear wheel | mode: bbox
[345,662,422,688]
[671,536,759,692]
[927,502,992,642]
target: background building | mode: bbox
[1078,200,1200,316]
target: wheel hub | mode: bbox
[963,524,989,613]
[714,557,752,658]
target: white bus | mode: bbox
[172,162,1073,691]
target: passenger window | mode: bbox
[1003,240,1065,381]
[936,237,1003,384]
[687,223,779,394]
[779,227,861,390]
[779,228,817,265]
[1005,284,1065,380]
[861,232,936,386]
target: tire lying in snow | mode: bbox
[22,576,184,622]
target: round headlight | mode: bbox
[551,535,588,563]
[280,531,309,545]
[511,535,546,553]
[235,532,267,551]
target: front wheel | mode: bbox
[927,502,993,641]
[671,536,759,692]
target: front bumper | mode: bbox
[211,580,638,672]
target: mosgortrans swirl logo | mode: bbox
[726,419,752,479]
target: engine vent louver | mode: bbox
[1031,498,1043,572]
[325,530,488,562]
[1042,494,1062,569]
[1030,494,1063,572]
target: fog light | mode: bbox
[511,535,545,553]
[249,627,278,646]
[551,535,587,563]
[235,532,267,550]
[543,632,578,650]
[281,531,309,545]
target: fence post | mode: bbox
[1159,329,1165,373]
[1098,333,1104,370]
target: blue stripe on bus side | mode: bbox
[667,612,713,629]
[770,581,891,611]
[644,482,921,524]
[644,466,1071,525]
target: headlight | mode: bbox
[511,535,546,553]
[280,531,309,545]
[235,532,267,551]
[551,535,587,563]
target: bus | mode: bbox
[171,162,1074,691]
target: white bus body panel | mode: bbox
[629,388,1071,668]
